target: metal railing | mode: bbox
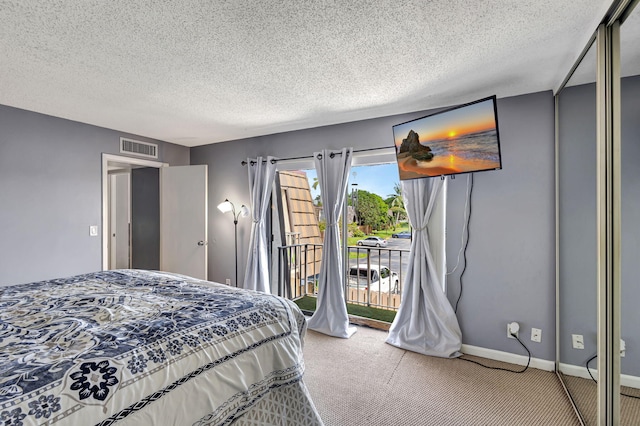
[277,243,323,300]
[277,243,409,312]
[346,246,408,310]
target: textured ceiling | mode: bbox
[0,0,612,147]
[564,4,640,87]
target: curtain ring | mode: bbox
[317,153,323,160]
[270,159,277,164]
[250,160,256,166]
[329,152,335,158]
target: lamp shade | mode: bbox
[239,205,250,218]
[217,199,233,214]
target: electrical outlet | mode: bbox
[572,334,584,349]
[225,279,231,285]
[507,322,519,339]
[621,339,626,358]
[531,328,542,343]
[89,225,98,236]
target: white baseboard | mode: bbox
[459,345,640,389]
[461,344,555,372]
[559,363,640,390]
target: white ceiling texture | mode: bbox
[0,1,612,147]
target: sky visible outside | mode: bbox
[305,162,400,201]
[392,98,496,146]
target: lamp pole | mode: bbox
[233,215,239,287]
[217,199,249,288]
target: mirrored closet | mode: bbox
[556,1,639,424]
[557,36,598,425]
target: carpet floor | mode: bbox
[303,325,580,426]
[561,374,640,425]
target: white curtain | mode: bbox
[386,178,462,357]
[243,156,277,293]
[307,148,356,338]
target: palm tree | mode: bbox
[387,183,406,230]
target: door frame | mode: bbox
[101,153,167,270]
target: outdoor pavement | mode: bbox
[347,237,411,280]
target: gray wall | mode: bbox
[621,75,640,376]
[446,91,556,361]
[191,90,557,360]
[557,81,598,369]
[0,104,189,286]
[131,167,160,270]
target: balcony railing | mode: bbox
[276,243,323,300]
[277,243,409,312]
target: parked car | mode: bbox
[356,236,387,247]
[347,265,399,293]
[391,231,411,239]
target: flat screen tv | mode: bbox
[392,95,502,180]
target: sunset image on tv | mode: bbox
[393,96,502,179]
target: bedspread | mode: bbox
[0,270,321,425]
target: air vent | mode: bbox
[120,137,158,159]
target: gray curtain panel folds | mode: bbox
[386,178,462,357]
[244,156,277,293]
[307,148,356,338]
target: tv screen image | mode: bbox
[393,95,502,179]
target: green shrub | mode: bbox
[348,222,365,237]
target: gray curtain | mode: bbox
[243,156,277,293]
[386,178,462,357]
[307,148,356,338]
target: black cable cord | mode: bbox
[459,332,531,373]
[454,173,473,313]
[586,354,598,382]
[585,354,640,400]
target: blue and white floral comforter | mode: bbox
[0,270,318,425]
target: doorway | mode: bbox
[102,154,166,271]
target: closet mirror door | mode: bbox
[557,39,598,424]
[620,3,640,422]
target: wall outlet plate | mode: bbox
[225,279,231,285]
[507,322,519,339]
[572,334,584,349]
[531,328,542,343]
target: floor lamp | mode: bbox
[217,199,249,287]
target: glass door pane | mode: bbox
[557,39,598,425]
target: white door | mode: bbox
[160,165,208,280]
[109,172,131,269]
[110,173,131,269]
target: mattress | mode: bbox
[0,269,322,425]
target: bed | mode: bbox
[0,269,323,425]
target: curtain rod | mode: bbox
[241,146,393,166]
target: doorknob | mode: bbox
[198,241,207,246]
